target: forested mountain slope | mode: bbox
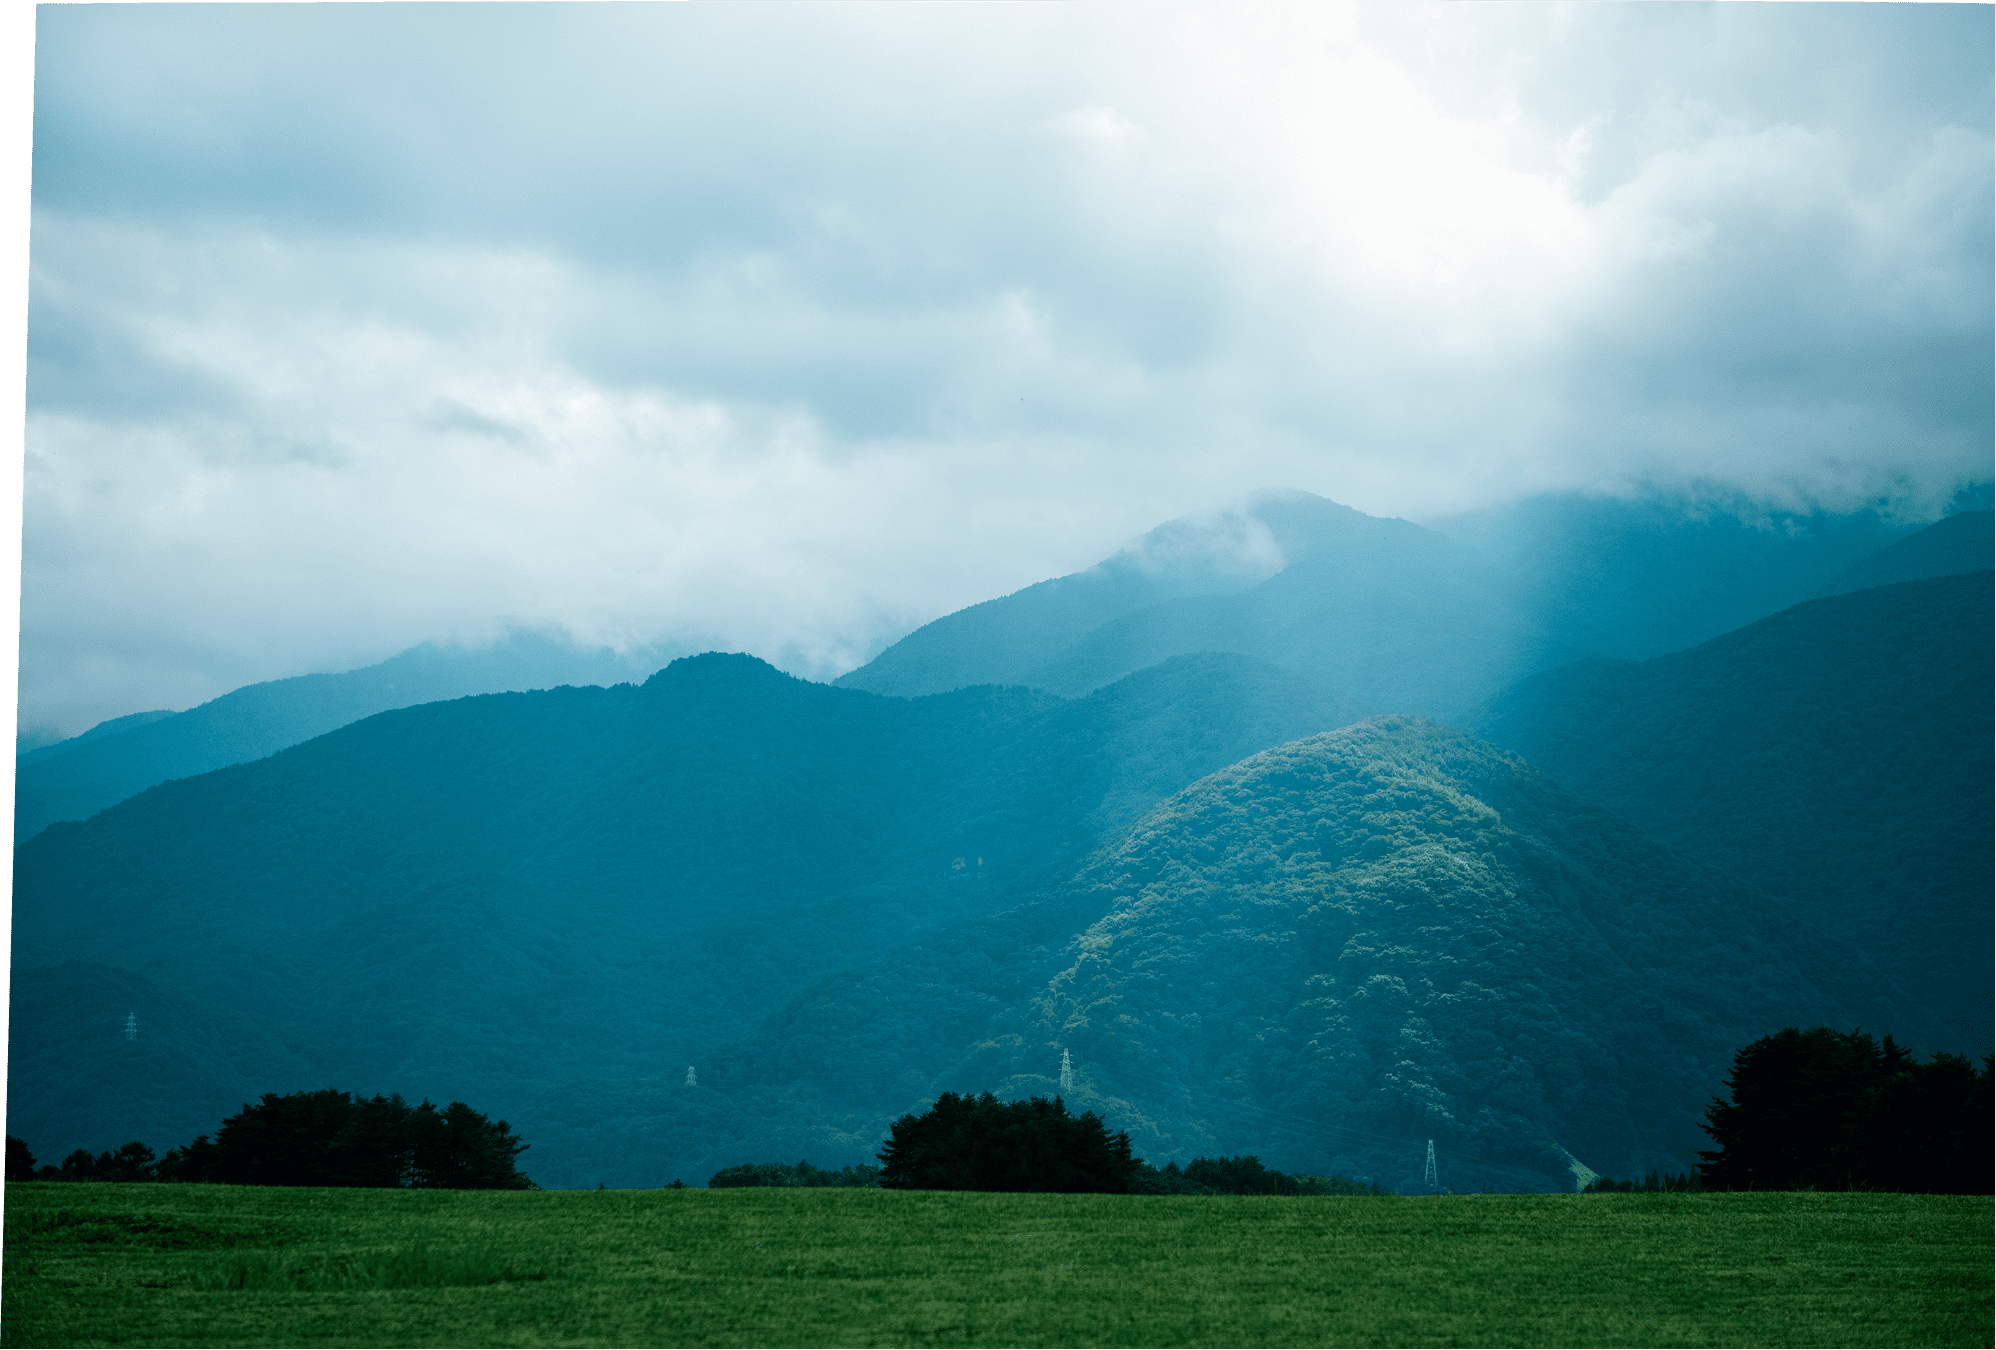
[1468,572,1994,1048]
[8,651,1357,1177]
[14,631,691,843]
[508,719,1908,1192]
[16,709,176,764]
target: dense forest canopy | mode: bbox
[886,717,1913,1190]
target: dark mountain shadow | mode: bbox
[1422,490,1911,661]
[1468,571,1994,1053]
[1816,510,1992,597]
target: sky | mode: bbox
[13,0,1994,739]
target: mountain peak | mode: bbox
[642,651,804,692]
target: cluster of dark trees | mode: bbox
[709,1160,882,1188]
[1697,1027,1992,1193]
[872,1093,1385,1196]
[6,1088,534,1190]
[877,1092,1139,1192]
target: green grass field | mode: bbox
[3,1182,1989,1348]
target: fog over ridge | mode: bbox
[20,1,1992,737]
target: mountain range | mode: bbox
[837,490,1932,710]
[8,651,1355,1169]
[8,489,1988,1191]
[14,631,692,842]
[17,494,1972,845]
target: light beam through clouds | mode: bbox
[21,1,1994,736]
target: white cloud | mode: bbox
[1048,106,1146,151]
[20,1,1992,733]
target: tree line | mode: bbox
[10,1027,1987,1195]
[1134,1157,1389,1196]
[855,1092,1385,1195]
[810,1028,1991,1197]
[710,1160,882,1188]
[6,1088,533,1189]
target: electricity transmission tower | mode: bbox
[124,1012,137,1042]
[685,1065,697,1087]
[1059,1049,1074,1093]
[1423,1139,1438,1192]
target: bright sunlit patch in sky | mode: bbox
[18,0,1994,735]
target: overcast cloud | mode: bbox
[21,1,1993,737]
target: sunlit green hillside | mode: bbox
[618,717,1912,1193]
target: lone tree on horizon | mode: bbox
[877,1091,1137,1192]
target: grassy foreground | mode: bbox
[3,1182,1989,1348]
